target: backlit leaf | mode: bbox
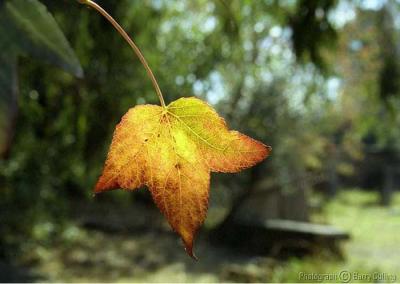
[95,97,271,258]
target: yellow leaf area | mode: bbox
[95,97,271,258]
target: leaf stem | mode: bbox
[79,0,166,108]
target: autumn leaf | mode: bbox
[78,0,271,259]
[95,97,271,258]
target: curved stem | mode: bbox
[79,0,166,108]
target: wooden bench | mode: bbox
[211,219,350,257]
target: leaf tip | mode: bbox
[264,144,272,157]
[75,66,84,79]
[93,176,117,194]
[177,227,200,260]
[183,238,198,260]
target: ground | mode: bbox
[6,189,400,282]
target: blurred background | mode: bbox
[1,0,400,282]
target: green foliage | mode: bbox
[0,0,82,76]
[0,0,82,156]
[0,54,17,159]
[0,0,82,252]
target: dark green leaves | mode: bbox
[0,0,82,156]
[0,53,18,158]
[0,0,83,77]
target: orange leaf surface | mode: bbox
[95,97,271,258]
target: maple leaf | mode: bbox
[95,97,271,258]
[78,0,271,259]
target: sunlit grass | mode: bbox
[274,189,400,282]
